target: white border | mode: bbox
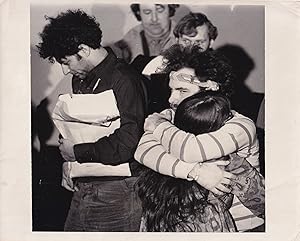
[0,0,299,240]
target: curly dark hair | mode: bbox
[36,9,102,62]
[161,44,235,98]
[130,4,179,21]
[174,12,218,40]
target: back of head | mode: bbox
[37,9,102,62]
[161,44,235,98]
[174,91,232,135]
[173,12,218,40]
[130,4,180,21]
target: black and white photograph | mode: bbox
[1,0,300,240]
[31,3,265,232]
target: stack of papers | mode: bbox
[52,89,131,180]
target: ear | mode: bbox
[209,39,214,49]
[77,44,91,58]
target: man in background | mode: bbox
[141,12,219,114]
[142,12,218,76]
[112,4,179,63]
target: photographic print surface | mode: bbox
[30,2,265,232]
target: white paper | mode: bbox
[52,89,131,178]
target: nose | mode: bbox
[193,41,204,50]
[151,11,158,23]
[61,64,70,75]
[168,92,177,106]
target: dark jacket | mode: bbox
[72,48,146,181]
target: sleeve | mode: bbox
[152,112,257,163]
[226,153,265,218]
[134,132,197,179]
[74,71,145,165]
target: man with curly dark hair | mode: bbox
[135,45,264,232]
[37,9,146,231]
[112,4,180,63]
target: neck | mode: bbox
[89,47,108,68]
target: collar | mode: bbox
[74,47,117,93]
[85,47,116,83]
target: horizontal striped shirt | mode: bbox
[134,111,264,231]
[153,110,260,170]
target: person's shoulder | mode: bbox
[226,110,256,132]
[113,59,141,82]
[142,55,165,76]
[230,111,255,123]
[123,24,143,40]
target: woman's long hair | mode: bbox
[137,92,232,231]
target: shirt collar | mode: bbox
[74,47,117,92]
[85,47,117,84]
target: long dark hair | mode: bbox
[137,92,232,231]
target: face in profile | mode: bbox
[59,53,93,79]
[168,67,200,111]
[139,4,171,38]
[177,24,213,52]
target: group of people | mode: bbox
[36,4,265,232]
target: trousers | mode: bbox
[64,177,142,231]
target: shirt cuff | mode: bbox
[173,161,197,180]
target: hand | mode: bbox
[61,162,75,192]
[59,138,76,162]
[188,160,236,195]
[144,110,172,132]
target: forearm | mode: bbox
[153,112,256,163]
[74,77,145,165]
[134,132,196,179]
[74,119,142,165]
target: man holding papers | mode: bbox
[37,9,146,231]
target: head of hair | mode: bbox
[161,44,235,98]
[137,168,209,231]
[130,4,179,21]
[36,9,103,62]
[173,12,218,40]
[174,91,232,135]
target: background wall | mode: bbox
[31,3,265,146]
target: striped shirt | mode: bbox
[134,111,264,231]
[153,110,260,170]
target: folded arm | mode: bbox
[134,132,235,195]
[73,73,145,165]
[153,111,256,163]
